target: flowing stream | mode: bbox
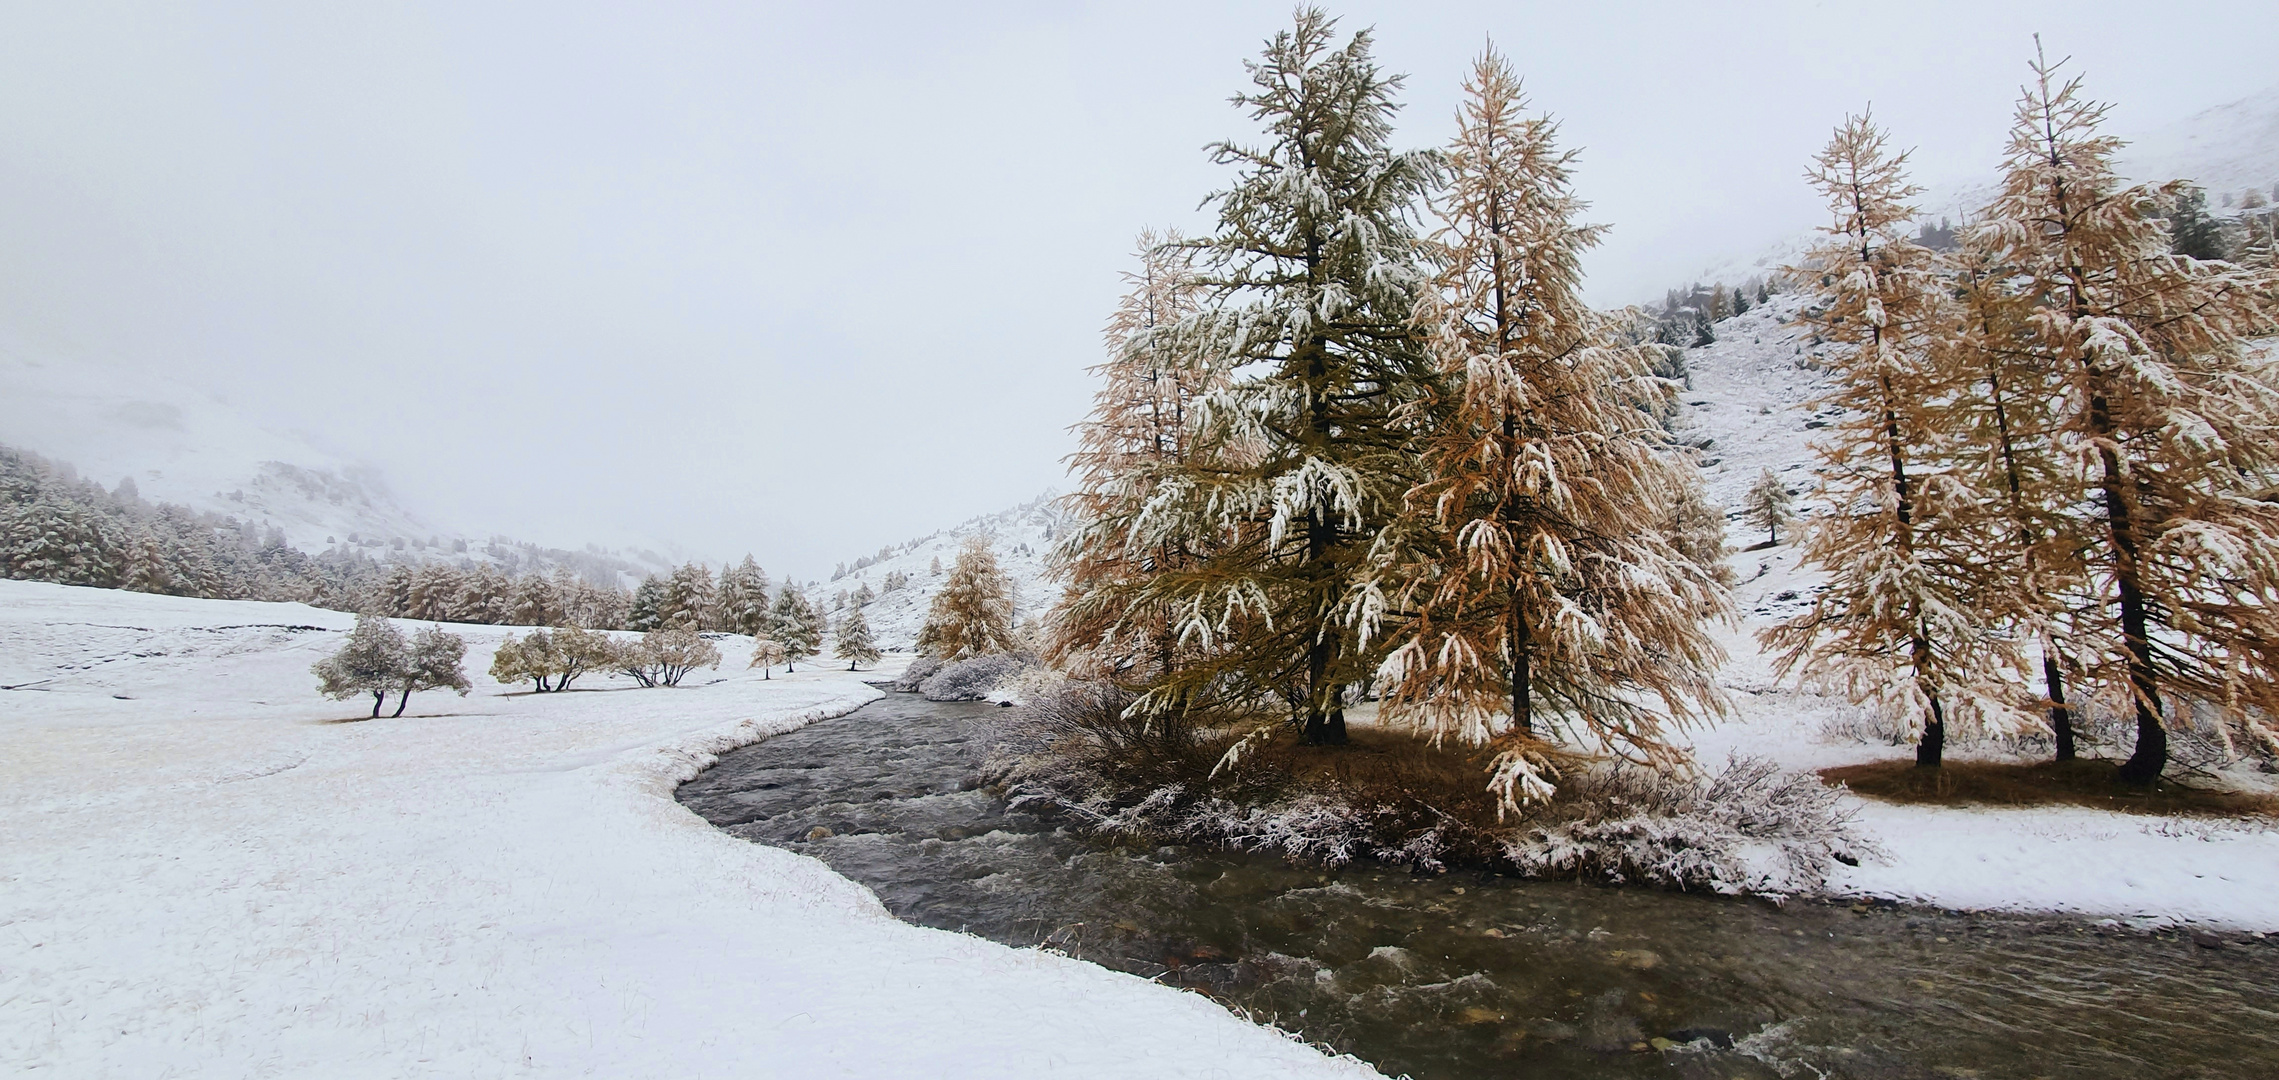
[678,692,2277,1080]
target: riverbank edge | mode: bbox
[938,683,2279,933]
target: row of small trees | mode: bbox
[1763,48,2279,781]
[1051,12,1731,811]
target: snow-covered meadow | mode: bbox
[0,579,1375,1078]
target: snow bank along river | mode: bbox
[0,580,1376,1078]
[681,692,2279,1080]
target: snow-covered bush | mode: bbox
[889,654,944,692]
[918,653,1031,701]
[609,627,720,688]
[987,663,1066,706]
[1500,756,1877,895]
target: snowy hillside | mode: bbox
[1663,292,1836,624]
[0,344,439,553]
[0,344,680,584]
[824,494,1066,651]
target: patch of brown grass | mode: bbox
[1229,727,1506,821]
[1821,758,2279,818]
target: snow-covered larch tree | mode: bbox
[771,586,822,671]
[660,562,718,631]
[1371,46,1729,810]
[1763,112,2032,769]
[1970,48,2279,781]
[1050,228,1218,681]
[716,556,772,636]
[917,536,1020,661]
[1124,8,1439,746]
[1745,469,1795,546]
[748,637,787,679]
[1942,237,2087,759]
[834,607,879,670]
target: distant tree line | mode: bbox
[1,444,386,606]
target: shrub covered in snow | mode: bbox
[1498,756,1876,894]
[889,654,945,692]
[917,653,1033,701]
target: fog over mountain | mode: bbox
[2,1,2273,577]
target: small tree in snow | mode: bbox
[748,637,787,679]
[611,627,720,687]
[1745,469,1795,545]
[392,625,470,716]
[550,626,611,691]
[313,613,409,718]
[916,536,1020,661]
[716,555,771,635]
[772,586,822,671]
[834,607,880,670]
[490,629,556,692]
[645,627,720,687]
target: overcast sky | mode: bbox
[3,2,2275,579]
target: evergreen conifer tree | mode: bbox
[1121,8,1439,745]
[772,586,822,671]
[834,607,880,670]
[626,576,666,631]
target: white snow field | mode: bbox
[0,579,1376,1079]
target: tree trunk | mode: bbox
[392,688,410,718]
[1300,633,1346,745]
[1916,686,1947,768]
[1508,593,1532,737]
[1912,635,1945,768]
[370,690,385,718]
[2092,398,2167,784]
[2044,648,2075,761]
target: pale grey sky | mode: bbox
[3,2,2274,578]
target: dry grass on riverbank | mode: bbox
[1824,759,2279,818]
